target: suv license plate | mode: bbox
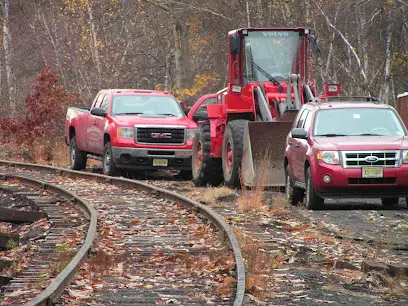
[153,159,168,167]
[362,167,383,178]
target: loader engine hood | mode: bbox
[314,136,408,151]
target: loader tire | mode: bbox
[192,123,223,186]
[70,136,87,170]
[222,120,247,188]
[103,141,118,176]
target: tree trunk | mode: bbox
[2,0,15,114]
[171,12,192,89]
[86,0,102,88]
[379,10,393,105]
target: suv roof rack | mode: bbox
[324,96,380,103]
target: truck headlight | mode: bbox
[317,151,340,165]
[186,129,196,141]
[117,126,134,139]
[402,150,408,164]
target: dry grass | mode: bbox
[234,229,277,299]
[237,154,290,214]
[187,186,237,205]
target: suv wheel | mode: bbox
[285,165,304,205]
[381,197,399,207]
[305,167,324,210]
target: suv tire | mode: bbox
[222,120,246,188]
[192,123,223,186]
[103,141,118,176]
[381,197,399,207]
[285,165,304,205]
[305,167,324,210]
[70,136,87,170]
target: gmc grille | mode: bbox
[135,127,185,145]
[341,151,400,168]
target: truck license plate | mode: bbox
[362,167,383,178]
[153,159,168,167]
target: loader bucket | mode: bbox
[241,117,295,188]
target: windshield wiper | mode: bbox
[357,133,383,136]
[315,133,347,137]
[157,113,176,116]
[114,112,144,115]
[251,61,280,85]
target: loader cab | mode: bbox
[228,28,314,86]
[226,28,319,118]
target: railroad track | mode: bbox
[0,161,245,306]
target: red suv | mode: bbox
[284,98,408,210]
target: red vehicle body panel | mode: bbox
[191,27,319,159]
[65,89,197,170]
[285,101,408,198]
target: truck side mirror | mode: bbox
[230,33,240,55]
[192,110,208,122]
[91,107,107,117]
[291,128,307,139]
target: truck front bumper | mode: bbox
[111,147,192,170]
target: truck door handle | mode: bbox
[295,143,300,148]
[93,121,97,126]
[288,142,293,146]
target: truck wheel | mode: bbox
[285,165,304,205]
[103,142,118,176]
[222,120,246,188]
[305,167,323,210]
[70,136,87,170]
[381,197,399,207]
[192,123,223,186]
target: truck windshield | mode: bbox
[111,95,184,117]
[243,31,302,82]
[314,108,406,137]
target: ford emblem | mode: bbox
[364,156,379,163]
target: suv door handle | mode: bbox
[93,121,97,126]
[288,142,293,146]
[295,143,300,148]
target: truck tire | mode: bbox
[304,167,324,210]
[192,122,223,186]
[381,197,399,207]
[285,165,304,205]
[222,120,247,188]
[70,136,87,170]
[103,141,118,176]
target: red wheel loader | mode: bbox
[191,28,340,188]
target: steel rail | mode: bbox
[0,173,97,306]
[0,160,246,306]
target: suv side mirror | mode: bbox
[291,128,307,139]
[192,110,208,122]
[91,107,107,117]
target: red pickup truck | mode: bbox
[65,89,197,176]
[284,98,408,210]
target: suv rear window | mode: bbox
[314,108,406,137]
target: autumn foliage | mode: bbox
[0,60,77,159]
